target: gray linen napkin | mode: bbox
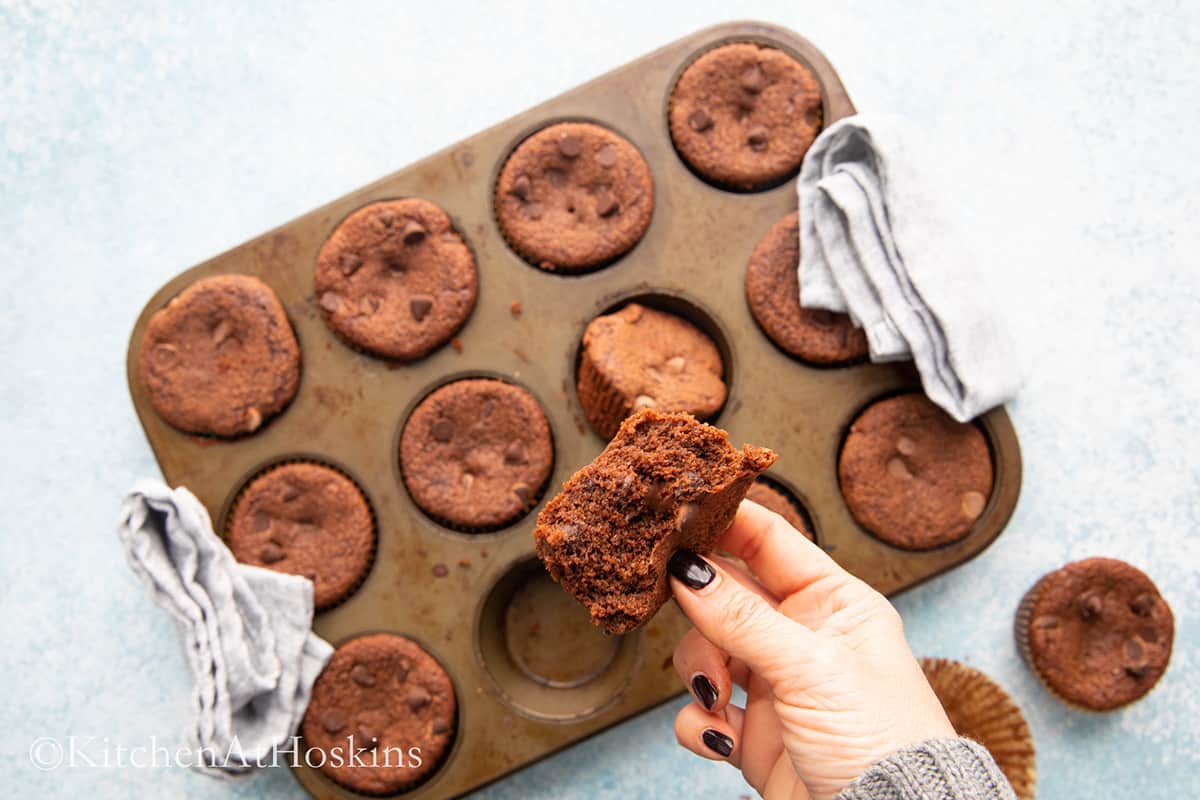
[797,113,1021,421]
[116,479,332,777]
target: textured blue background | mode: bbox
[1,1,1197,797]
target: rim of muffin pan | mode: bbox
[490,117,656,277]
[473,555,643,723]
[298,630,462,798]
[309,198,481,365]
[391,371,557,540]
[569,288,735,442]
[218,454,379,614]
[663,35,831,194]
[834,390,1000,553]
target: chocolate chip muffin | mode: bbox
[535,410,775,634]
[495,122,654,272]
[302,634,456,795]
[226,462,375,610]
[138,274,301,437]
[745,478,813,541]
[839,393,993,550]
[314,198,477,361]
[670,42,822,190]
[400,379,554,530]
[1015,558,1174,711]
[577,303,727,440]
[745,211,867,364]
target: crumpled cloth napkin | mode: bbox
[797,113,1021,421]
[116,479,332,777]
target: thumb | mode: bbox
[668,550,823,690]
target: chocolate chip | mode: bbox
[645,480,670,513]
[244,407,262,432]
[406,687,431,711]
[512,482,532,505]
[886,457,912,480]
[557,135,581,158]
[895,436,917,455]
[633,394,657,411]
[1079,591,1104,621]
[461,472,475,489]
[545,167,566,187]
[152,343,177,366]
[431,719,450,735]
[431,419,455,442]
[1032,615,1059,630]
[351,664,376,687]
[504,441,527,465]
[1139,624,1160,643]
[526,202,544,220]
[339,253,363,276]
[1124,638,1144,661]
[259,543,285,564]
[1130,592,1157,617]
[211,319,232,345]
[666,356,686,373]
[747,125,769,151]
[378,209,395,227]
[1125,664,1147,679]
[252,511,271,532]
[432,563,449,578]
[595,144,618,167]
[355,724,378,749]
[320,708,346,734]
[596,191,619,218]
[684,470,704,487]
[740,64,766,93]
[397,658,412,682]
[675,503,700,534]
[400,219,427,245]
[319,292,341,313]
[688,109,713,132]
[960,491,987,520]
[410,295,434,322]
[510,174,531,201]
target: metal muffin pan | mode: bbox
[125,20,1022,799]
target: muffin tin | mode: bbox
[125,20,1022,799]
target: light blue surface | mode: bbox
[1,1,1197,797]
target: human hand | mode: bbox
[669,500,954,800]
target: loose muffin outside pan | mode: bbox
[126,21,1022,799]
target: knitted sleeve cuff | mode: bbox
[834,738,1016,800]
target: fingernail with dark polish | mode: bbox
[702,728,734,758]
[691,674,718,711]
[668,550,715,590]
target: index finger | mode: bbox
[720,499,849,598]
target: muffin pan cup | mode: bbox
[125,21,1022,799]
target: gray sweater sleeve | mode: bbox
[835,738,1016,800]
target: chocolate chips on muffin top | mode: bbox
[301,634,456,795]
[577,303,727,440]
[400,379,554,530]
[839,393,993,550]
[138,274,301,438]
[495,122,654,272]
[227,462,375,610]
[535,410,775,634]
[670,43,823,190]
[1019,557,1174,711]
[314,198,477,361]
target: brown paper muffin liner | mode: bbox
[666,38,825,193]
[920,658,1037,800]
[224,457,378,612]
[577,347,636,440]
